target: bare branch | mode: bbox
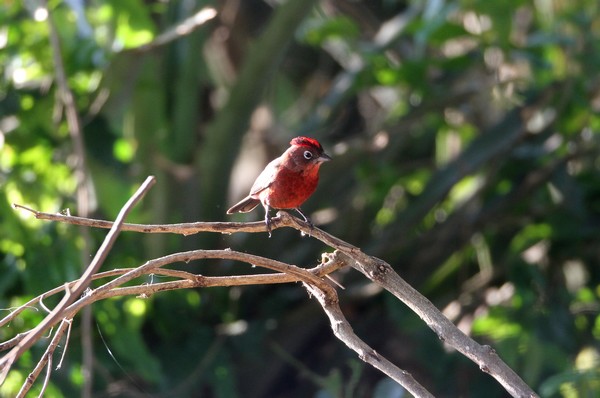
[277,213,539,398]
[12,203,270,235]
[7,193,539,397]
[69,176,156,298]
[56,319,72,370]
[0,332,32,353]
[0,176,155,385]
[305,282,434,398]
[1,260,341,337]
[0,268,191,330]
[1,251,345,351]
[15,318,71,397]
[1,245,432,396]
[38,353,52,398]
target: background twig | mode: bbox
[44,0,97,394]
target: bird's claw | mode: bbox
[294,207,314,236]
[265,215,272,238]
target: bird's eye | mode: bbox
[303,150,313,160]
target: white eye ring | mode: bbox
[303,150,313,160]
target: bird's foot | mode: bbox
[265,214,273,238]
[295,208,314,236]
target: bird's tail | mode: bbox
[226,196,261,214]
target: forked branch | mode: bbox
[4,178,538,398]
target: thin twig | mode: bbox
[0,251,343,359]
[68,176,156,300]
[12,203,271,235]
[0,252,345,357]
[38,295,52,314]
[38,352,52,398]
[56,319,72,370]
[15,318,71,397]
[0,268,194,330]
[0,177,155,385]
[88,249,336,304]
[0,254,344,341]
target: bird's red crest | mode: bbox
[290,136,323,152]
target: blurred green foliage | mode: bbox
[2,0,600,396]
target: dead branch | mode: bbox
[278,213,538,398]
[1,246,429,396]
[16,319,71,397]
[12,203,271,235]
[0,176,155,386]
[5,182,540,397]
[304,282,434,398]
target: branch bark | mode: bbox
[278,213,538,398]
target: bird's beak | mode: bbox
[318,152,332,163]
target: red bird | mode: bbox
[227,136,331,235]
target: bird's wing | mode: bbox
[249,157,281,196]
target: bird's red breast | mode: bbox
[257,162,320,209]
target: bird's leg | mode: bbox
[263,203,273,238]
[294,207,314,230]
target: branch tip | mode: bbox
[12,203,38,216]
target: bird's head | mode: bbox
[287,136,331,170]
